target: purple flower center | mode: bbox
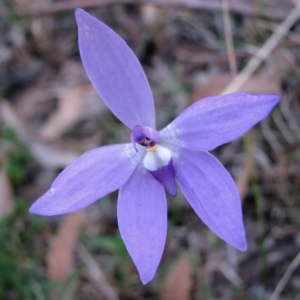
[130,125,161,150]
[131,130,155,147]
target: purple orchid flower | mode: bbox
[30,8,280,284]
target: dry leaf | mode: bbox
[190,74,281,103]
[40,85,86,141]
[161,253,192,300]
[141,4,159,25]
[0,101,78,168]
[10,0,55,54]
[77,244,119,300]
[47,210,85,281]
[81,85,109,120]
[0,170,14,219]
[236,154,251,202]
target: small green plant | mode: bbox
[0,127,33,186]
[0,200,53,299]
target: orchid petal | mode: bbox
[174,148,247,251]
[118,166,167,284]
[30,144,141,216]
[75,8,155,129]
[160,93,279,151]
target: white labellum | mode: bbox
[143,145,172,171]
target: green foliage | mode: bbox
[0,200,53,299]
[3,0,22,24]
[0,127,33,186]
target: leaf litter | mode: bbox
[0,0,300,299]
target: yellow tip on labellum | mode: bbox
[146,145,158,152]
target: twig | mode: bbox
[77,243,119,300]
[260,119,281,151]
[22,0,290,20]
[219,262,244,288]
[269,251,300,300]
[0,101,78,168]
[222,0,237,76]
[176,48,249,66]
[221,2,300,95]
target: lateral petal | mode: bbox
[160,93,280,151]
[76,8,155,129]
[118,166,167,284]
[174,148,247,251]
[30,144,141,215]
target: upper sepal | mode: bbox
[76,8,156,129]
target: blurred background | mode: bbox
[0,0,300,299]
